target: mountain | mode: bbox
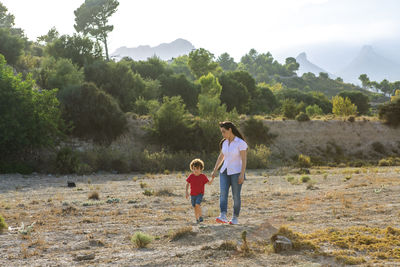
[336,45,400,84]
[111,38,195,61]
[296,52,336,79]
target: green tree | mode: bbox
[0,54,63,159]
[285,57,299,73]
[131,56,172,80]
[149,96,192,151]
[305,104,323,117]
[217,52,237,71]
[188,48,220,79]
[74,0,119,61]
[158,74,199,113]
[169,55,194,80]
[0,28,24,65]
[46,33,103,68]
[338,91,370,115]
[0,2,15,28]
[34,57,84,92]
[378,97,400,127]
[59,82,127,144]
[219,72,250,114]
[332,96,357,116]
[249,83,278,114]
[84,60,146,111]
[358,74,370,89]
[37,27,60,45]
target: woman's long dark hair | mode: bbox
[219,121,247,150]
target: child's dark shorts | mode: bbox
[191,194,203,207]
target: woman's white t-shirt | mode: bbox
[220,137,248,175]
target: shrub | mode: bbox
[247,144,271,169]
[281,98,299,119]
[0,214,7,232]
[131,232,153,248]
[147,96,192,151]
[169,226,195,241]
[88,191,99,200]
[301,176,311,183]
[143,189,154,196]
[56,147,80,174]
[59,82,127,144]
[372,142,385,154]
[242,117,276,147]
[297,154,311,168]
[332,96,357,116]
[111,158,130,173]
[306,104,323,117]
[0,54,63,160]
[338,91,370,115]
[218,240,237,251]
[347,116,355,122]
[378,98,400,127]
[295,112,310,122]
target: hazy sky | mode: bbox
[2,0,400,63]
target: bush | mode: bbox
[0,54,63,160]
[372,142,385,154]
[295,112,310,122]
[169,226,195,241]
[131,232,153,248]
[297,154,312,168]
[347,116,355,122]
[242,117,276,147]
[378,98,400,127]
[88,191,99,200]
[59,82,127,144]
[301,176,311,183]
[281,98,299,119]
[338,91,370,115]
[0,214,7,232]
[305,104,323,117]
[247,144,271,169]
[0,162,34,174]
[332,96,357,116]
[56,147,80,174]
[148,96,192,151]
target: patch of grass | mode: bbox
[154,188,176,197]
[240,231,252,257]
[300,176,310,183]
[163,169,170,175]
[106,198,120,204]
[131,232,153,248]
[143,189,154,196]
[140,182,147,188]
[169,226,196,241]
[273,225,400,264]
[0,214,7,232]
[88,191,99,200]
[218,240,237,251]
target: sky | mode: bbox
[2,0,400,67]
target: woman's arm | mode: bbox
[238,149,247,184]
[211,152,224,178]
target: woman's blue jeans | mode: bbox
[219,169,243,217]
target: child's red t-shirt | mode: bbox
[186,174,209,196]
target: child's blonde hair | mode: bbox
[190,158,204,171]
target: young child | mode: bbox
[186,158,214,223]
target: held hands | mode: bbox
[211,169,217,179]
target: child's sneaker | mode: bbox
[199,216,204,222]
[216,213,228,223]
[229,216,239,225]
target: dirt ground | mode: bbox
[1,166,400,266]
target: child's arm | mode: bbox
[185,183,189,199]
[207,176,214,185]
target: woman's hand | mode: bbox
[238,173,245,184]
[211,170,217,179]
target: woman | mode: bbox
[211,121,248,225]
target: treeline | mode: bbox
[1,0,399,173]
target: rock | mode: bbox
[74,253,95,261]
[67,181,76,187]
[272,235,293,252]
